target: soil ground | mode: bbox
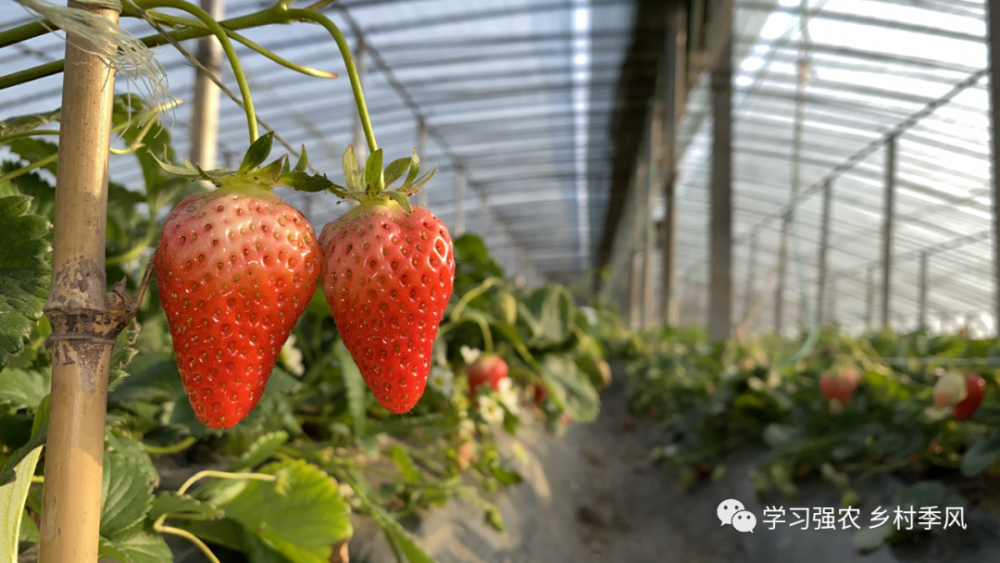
[351,378,747,563]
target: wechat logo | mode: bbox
[718,499,757,533]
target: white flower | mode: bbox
[279,334,305,376]
[496,378,520,414]
[338,483,354,498]
[458,419,476,439]
[478,396,505,424]
[579,306,599,327]
[428,366,454,396]
[460,345,481,365]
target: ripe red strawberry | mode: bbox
[155,190,320,429]
[468,354,509,399]
[933,370,967,408]
[321,200,455,413]
[533,383,548,405]
[954,373,986,421]
[819,369,858,405]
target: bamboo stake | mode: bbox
[38,2,128,561]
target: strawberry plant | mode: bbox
[0,2,607,562]
[610,325,1000,550]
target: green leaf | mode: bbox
[277,172,335,194]
[540,355,599,423]
[108,320,140,386]
[343,145,362,190]
[18,508,37,553]
[385,190,412,214]
[0,108,60,139]
[406,167,437,192]
[7,139,58,175]
[387,445,421,483]
[962,431,1000,476]
[852,523,894,553]
[369,504,436,563]
[488,463,522,486]
[519,284,574,348]
[0,443,42,563]
[0,195,50,371]
[335,339,367,438]
[0,368,49,410]
[400,150,421,190]
[148,491,223,522]
[240,132,275,172]
[190,460,352,563]
[231,518,296,563]
[30,394,47,435]
[294,145,309,173]
[365,148,384,192]
[258,155,287,180]
[105,431,159,487]
[0,422,46,487]
[230,431,289,472]
[100,449,154,538]
[98,523,173,563]
[383,157,411,188]
[0,163,55,219]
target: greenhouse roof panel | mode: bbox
[0,0,637,285]
[671,0,993,333]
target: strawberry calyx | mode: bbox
[152,131,340,195]
[337,144,437,213]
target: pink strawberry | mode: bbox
[820,369,859,405]
[954,373,986,421]
[468,354,509,399]
[321,200,455,414]
[155,190,320,429]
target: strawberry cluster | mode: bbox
[154,135,449,428]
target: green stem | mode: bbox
[451,278,503,322]
[131,9,336,79]
[285,9,378,154]
[134,0,257,142]
[153,470,276,529]
[0,20,50,49]
[469,311,494,354]
[143,436,196,455]
[155,526,221,563]
[0,153,57,185]
[0,129,60,145]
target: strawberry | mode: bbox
[156,189,320,429]
[533,383,548,405]
[933,370,967,408]
[456,441,475,471]
[467,354,509,399]
[819,369,858,405]
[321,200,454,413]
[954,373,986,421]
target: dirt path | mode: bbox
[351,379,747,563]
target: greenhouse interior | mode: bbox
[3,0,1000,561]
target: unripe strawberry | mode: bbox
[819,369,859,405]
[156,190,320,429]
[933,371,967,409]
[467,354,509,398]
[321,200,454,414]
[496,291,517,325]
[954,373,986,421]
